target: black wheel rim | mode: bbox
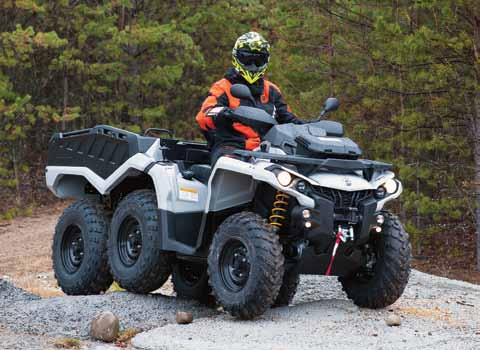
[177,261,206,286]
[219,239,250,292]
[118,216,142,267]
[61,225,84,274]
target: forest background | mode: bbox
[1,0,479,277]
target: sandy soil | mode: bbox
[0,202,67,297]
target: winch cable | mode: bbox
[325,229,343,276]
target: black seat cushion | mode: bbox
[190,164,212,184]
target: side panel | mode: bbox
[159,210,205,255]
[208,170,256,212]
[148,162,209,255]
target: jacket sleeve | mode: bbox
[195,82,229,131]
[270,84,303,125]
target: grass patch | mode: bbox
[53,337,81,349]
[14,277,62,298]
[116,328,141,347]
[108,282,125,292]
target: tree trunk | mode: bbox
[11,144,21,207]
[475,117,480,271]
[62,68,68,131]
[472,15,480,270]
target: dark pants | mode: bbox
[210,145,239,165]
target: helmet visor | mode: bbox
[236,50,269,68]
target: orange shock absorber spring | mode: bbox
[269,191,290,228]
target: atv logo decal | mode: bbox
[179,187,199,202]
[344,177,352,186]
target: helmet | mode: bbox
[232,32,270,84]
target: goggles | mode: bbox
[236,50,269,67]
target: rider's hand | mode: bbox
[207,107,235,128]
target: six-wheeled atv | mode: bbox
[46,84,411,319]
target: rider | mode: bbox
[195,31,303,164]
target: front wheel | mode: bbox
[339,211,411,308]
[208,212,284,320]
[273,264,300,307]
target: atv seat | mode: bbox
[190,164,212,184]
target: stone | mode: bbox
[90,311,120,342]
[176,311,193,324]
[385,313,401,327]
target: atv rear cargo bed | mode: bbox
[47,125,156,179]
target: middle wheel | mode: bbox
[172,259,211,302]
[108,189,172,293]
[208,212,284,320]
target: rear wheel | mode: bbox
[172,260,211,302]
[339,211,411,308]
[208,212,284,320]
[108,190,172,293]
[52,200,112,295]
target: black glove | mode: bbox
[207,107,235,128]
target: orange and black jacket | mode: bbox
[196,68,303,151]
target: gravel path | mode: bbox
[1,270,480,349]
[0,279,215,348]
[132,271,480,349]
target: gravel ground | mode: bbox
[1,270,480,349]
[0,279,39,302]
[132,270,480,350]
[0,279,215,348]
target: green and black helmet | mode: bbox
[232,32,270,84]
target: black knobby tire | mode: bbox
[208,212,284,320]
[52,200,113,295]
[172,260,211,302]
[108,189,172,293]
[339,211,411,308]
[273,265,300,307]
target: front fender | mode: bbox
[205,156,315,212]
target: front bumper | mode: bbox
[291,194,378,250]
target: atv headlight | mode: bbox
[383,179,399,194]
[374,186,387,199]
[276,171,293,187]
[296,180,308,193]
[375,179,399,199]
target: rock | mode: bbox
[90,311,120,342]
[176,311,193,325]
[385,314,401,327]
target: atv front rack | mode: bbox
[233,150,392,179]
